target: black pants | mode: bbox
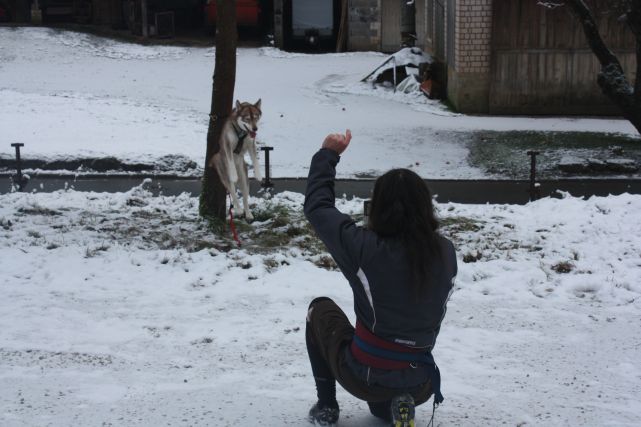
[305,297,432,419]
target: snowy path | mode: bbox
[1,189,640,426]
[1,27,637,178]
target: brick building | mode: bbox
[415,0,493,113]
[274,1,636,116]
[415,0,636,115]
[273,0,414,53]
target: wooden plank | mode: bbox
[381,0,402,52]
[490,0,637,115]
[415,0,426,51]
[434,0,445,60]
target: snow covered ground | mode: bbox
[1,27,638,178]
[1,186,640,426]
[1,26,640,427]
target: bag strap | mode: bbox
[353,335,444,405]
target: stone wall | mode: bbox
[347,0,381,51]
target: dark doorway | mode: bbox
[280,0,341,52]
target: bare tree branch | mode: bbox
[566,0,625,70]
[539,0,641,134]
[567,1,638,119]
[538,1,565,9]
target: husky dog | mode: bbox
[209,99,263,221]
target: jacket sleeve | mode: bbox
[304,148,367,275]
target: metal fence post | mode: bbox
[527,150,540,202]
[260,146,274,190]
[11,143,28,192]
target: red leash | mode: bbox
[227,193,242,247]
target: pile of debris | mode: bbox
[361,47,446,99]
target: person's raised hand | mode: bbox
[322,129,352,155]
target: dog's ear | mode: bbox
[254,98,262,110]
[235,100,241,110]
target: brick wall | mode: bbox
[348,0,381,51]
[446,0,492,113]
[454,0,492,73]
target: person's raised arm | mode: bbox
[304,130,366,274]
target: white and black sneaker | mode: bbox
[391,394,415,427]
[308,401,339,426]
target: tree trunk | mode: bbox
[566,0,641,134]
[200,0,237,221]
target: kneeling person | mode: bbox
[303,130,457,427]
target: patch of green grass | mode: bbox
[252,228,293,249]
[185,239,222,253]
[202,215,227,236]
[313,255,338,270]
[251,203,292,223]
[84,243,110,258]
[466,130,641,179]
[263,257,280,272]
[235,201,322,251]
[440,216,483,233]
[286,225,306,237]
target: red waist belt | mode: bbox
[350,321,425,370]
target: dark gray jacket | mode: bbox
[304,148,457,352]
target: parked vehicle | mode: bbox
[205,0,260,27]
[39,0,91,23]
[0,1,11,22]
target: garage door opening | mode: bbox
[276,0,343,52]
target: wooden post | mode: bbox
[336,0,348,52]
[31,0,42,24]
[141,0,148,37]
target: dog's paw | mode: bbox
[245,212,254,222]
[254,171,263,182]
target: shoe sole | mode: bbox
[392,396,415,427]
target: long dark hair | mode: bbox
[368,169,441,295]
